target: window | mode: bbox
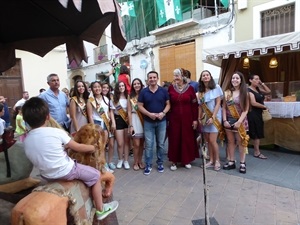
[261,3,295,37]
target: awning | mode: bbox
[202,31,300,67]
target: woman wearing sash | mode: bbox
[87,81,113,173]
[110,81,130,170]
[69,81,89,134]
[101,82,116,170]
[222,71,249,174]
[197,70,223,171]
[168,68,199,171]
[128,78,145,171]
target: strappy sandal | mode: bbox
[214,161,221,171]
[138,163,145,169]
[133,164,139,171]
[223,160,236,170]
[239,162,246,174]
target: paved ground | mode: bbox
[1,145,300,225]
[112,146,300,225]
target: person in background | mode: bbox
[118,65,131,93]
[128,78,145,171]
[167,68,199,171]
[14,106,27,142]
[13,91,29,111]
[22,97,118,221]
[0,96,10,127]
[40,73,71,131]
[184,69,199,93]
[197,70,224,171]
[39,88,46,96]
[138,71,170,175]
[69,80,89,135]
[247,74,271,159]
[110,81,130,170]
[0,103,6,136]
[61,87,70,97]
[222,71,249,174]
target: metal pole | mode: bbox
[201,134,210,225]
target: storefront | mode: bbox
[203,31,300,152]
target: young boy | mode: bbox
[22,97,118,220]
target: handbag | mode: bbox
[262,109,272,122]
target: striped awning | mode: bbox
[203,31,300,66]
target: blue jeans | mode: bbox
[144,120,166,167]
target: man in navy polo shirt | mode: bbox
[138,71,170,175]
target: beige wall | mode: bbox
[16,47,69,97]
[234,0,272,42]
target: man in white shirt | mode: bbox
[13,91,29,110]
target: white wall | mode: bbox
[16,46,68,97]
[202,27,234,79]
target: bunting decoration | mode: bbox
[156,0,183,26]
[120,1,136,17]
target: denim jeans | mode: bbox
[144,120,166,167]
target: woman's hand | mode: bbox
[192,121,198,130]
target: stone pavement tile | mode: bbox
[127,218,149,225]
[275,209,299,225]
[149,217,170,225]
[135,208,159,223]
[253,203,275,224]
[169,216,192,225]
[231,207,255,224]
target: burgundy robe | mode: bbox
[167,84,199,165]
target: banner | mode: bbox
[120,1,136,17]
[220,0,229,9]
[156,0,182,26]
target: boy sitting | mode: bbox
[22,97,118,220]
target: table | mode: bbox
[259,102,300,152]
[264,102,300,118]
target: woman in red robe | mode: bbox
[167,68,199,171]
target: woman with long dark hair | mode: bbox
[197,70,224,171]
[128,78,145,170]
[110,81,130,169]
[222,71,249,173]
[247,74,271,159]
[69,80,89,134]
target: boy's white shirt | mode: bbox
[0,118,5,135]
[24,127,73,179]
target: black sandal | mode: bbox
[223,160,236,170]
[239,162,246,174]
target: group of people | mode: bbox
[197,70,271,174]
[5,68,271,221]
[143,68,271,175]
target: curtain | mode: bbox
[219,55,241,89]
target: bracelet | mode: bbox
[223,120,227,123]
[261,83,265,86]
[162,111,166,115]
[129,125,133,127]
